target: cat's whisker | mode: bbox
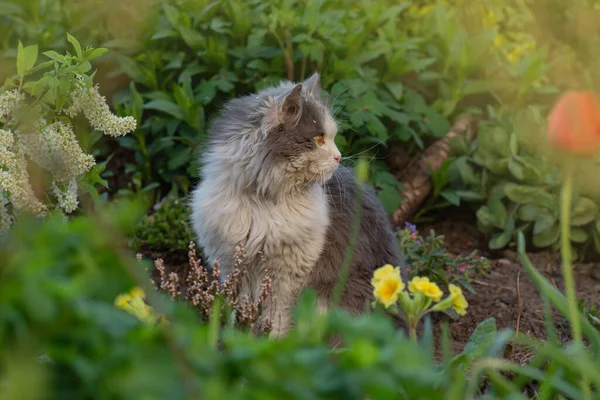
[343,137,389,159]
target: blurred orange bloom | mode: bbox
[547,91,600,156]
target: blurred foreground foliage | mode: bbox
[1,199,600,399]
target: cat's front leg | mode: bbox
[265,257,315,338]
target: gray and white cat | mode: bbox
[190,73,405,336]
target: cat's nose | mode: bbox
[334,155,341,164]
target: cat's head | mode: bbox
[257,73,341,189]
[208,73,341,197]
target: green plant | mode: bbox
[451,107,600,259]
[0,34,136,233]
[106,0,518,209]
[578,300,600,331]
[0,197,535,399]
[129,196,192,252]
[399,222,490,293]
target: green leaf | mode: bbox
[455,318,497,364]
[144,99,186,120]
[88,48,108,60]
[504,183,555,209]
[570,228,588,243]
[489,232,511,249]
[487,197,507,229]
[456,190,484,201]
[377,185,403,214]
[533,214,557,235]
[509,133,518,155]
[571,197,598,226]
[384,82,404,101]
[67,33,83,58]
[440,190,460,206]
[43,50,65,63]
[532,223,560,248]
[17,41,38,78]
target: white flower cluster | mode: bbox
[0,191,13,234]
[0,74,137,233]
[51,178,79,213]
[66,79,137,137]
[20,120,95,181]
[0,129,47,230]
[0,89,23,119]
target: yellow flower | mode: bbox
[449,284,468,316]
[114,293,131,308]
[130,286,146,300]
[408,276,443,302]
[371,264,400,286]
[373,273,404,308]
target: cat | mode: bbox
[189,73,405,337]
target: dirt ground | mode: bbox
[424,215,600,356]
[139,214,600,360]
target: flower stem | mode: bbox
[560,166,590,399]
[409,325,417,342]
[560,169,581,342]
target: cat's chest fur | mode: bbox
[193,182,329,274]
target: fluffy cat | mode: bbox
[189,73,405,336]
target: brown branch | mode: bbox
[392,115,476,227]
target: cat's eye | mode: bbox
[313,135,325,146]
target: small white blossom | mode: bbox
[52,178,79,213]
[0,90,23,120]
[0,131,47,216]
[0,191,14,234]
[20,120,95,181]
[66,80,137,137]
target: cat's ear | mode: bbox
[281,84,303,125]
[303,73,321,98]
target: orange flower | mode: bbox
[547,91,600,156]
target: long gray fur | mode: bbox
[189,73,405,336]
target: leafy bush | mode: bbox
[0,34,136,233]
[107,0,519,210]
[450,107,600,259]
[399,222,490,293]
[2,197,600,399]
[130,196,192,252]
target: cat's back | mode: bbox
[310,165,403,313]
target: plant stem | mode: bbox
[560,166,590,399]
[560,169,581,342]
[409,324,417,342]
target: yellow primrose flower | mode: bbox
[371,264,400,286]
[373,273,405,308]
[449,284,468,316]
[114,293,131,308]
[408,276,443,302]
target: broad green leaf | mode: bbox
[504,183,554,209]
[453,318,497,366]
[440,190,460,206]
[487,197,507,229]
[489,232,511,249]
[67,33,83,58]
[17,41,38,78]
[144,99,186,120]
[384,81,404,101]
[43,50,65,63]
[88,48,107,59]
[456,190,484,201]
[570,228,588,243]
[377,185,403,213]
[533,214,557,235]
[570,197,598,226]
[517,204,538,222]
[532,223,560,248]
